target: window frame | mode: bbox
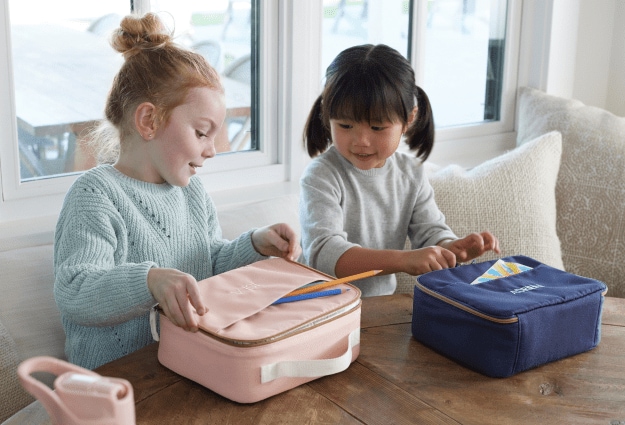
[0,1,285,201]
[0,0,545,248]
[408,0,522,167]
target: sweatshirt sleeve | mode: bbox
[299,162,359,277]
[407,169,457,248]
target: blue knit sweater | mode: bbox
[54,165,263,369]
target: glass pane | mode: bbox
[9,1,130,181]
[10,0,255,183]
[424,0,508,127]
[151,0,254,154]
[322,0,411,74]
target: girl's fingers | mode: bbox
[163,301,185,330]
[441,248,457,268]
[178,297,198,332]
[186,280,207,316]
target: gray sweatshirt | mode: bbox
[299,147,456,296]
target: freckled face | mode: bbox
[147,87,226,186]
[329,118,407,170]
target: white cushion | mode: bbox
[217,194,300,241]
[0,244,64,421]
[517,87,625,298]
[430,132,564,268]
[0,244,65,362]
[0,319,35,422]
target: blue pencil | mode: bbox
[272,288,343,305]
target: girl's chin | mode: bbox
[350,156,384,170]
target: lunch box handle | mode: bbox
[260,328,360,383]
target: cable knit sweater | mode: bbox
[54,165,264,369]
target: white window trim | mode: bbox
[0,0,321,249]
[0,1,287,200]
[411,0,523,168]
[1,0,564,250]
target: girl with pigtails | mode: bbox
[300,44,499,296]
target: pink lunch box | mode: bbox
[153,258,362,403]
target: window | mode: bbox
[322,0,411,68]
[6,0,257,186]
[1,0,526,239]
[8,1,129,183]
[322,0,511,129]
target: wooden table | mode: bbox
[5,294,625,424]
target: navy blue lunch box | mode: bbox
[412,255,607,378]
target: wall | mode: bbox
[523,0,623,117]
[572,0,621,115]
[606,1,625,116]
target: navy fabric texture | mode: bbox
[412,256,606,377]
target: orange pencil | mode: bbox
[286,270,382,297]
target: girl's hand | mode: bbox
[251,223,302,261]
[147,268,207,332]
[401,246,457,275]
[440,232,501,262]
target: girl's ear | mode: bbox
[135,102,158,140]
[404,106,418,132]
[408,105,418,124]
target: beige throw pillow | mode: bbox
[517,87,625,298]
[429,131,564,269]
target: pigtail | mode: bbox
[404,85,435,161]
[303,95,331,158]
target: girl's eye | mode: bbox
[338,123,352,129]
[371,126,387,131]
[196,130,207,138]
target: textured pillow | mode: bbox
[431,132,564,266]
[394,132,564,295]
[517,87,625,298]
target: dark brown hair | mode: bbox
[303,44,434,161]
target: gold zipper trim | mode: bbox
[414,281,518,324]
[200,299,362,347]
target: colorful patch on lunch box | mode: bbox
[470,259,533,284]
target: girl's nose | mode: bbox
[203,138,217,159]
[354,130,370,146]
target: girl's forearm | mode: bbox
[334,246,406,278]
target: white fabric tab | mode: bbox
[150,306,160,342]
[260,328,360,384]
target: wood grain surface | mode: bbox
[4,295,624,425]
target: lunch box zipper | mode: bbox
[414,281,518,324]
[202,298,362,347]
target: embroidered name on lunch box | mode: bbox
[510,284,544,294]
[230,282,262,294]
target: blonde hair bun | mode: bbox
[111,13,172,59]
